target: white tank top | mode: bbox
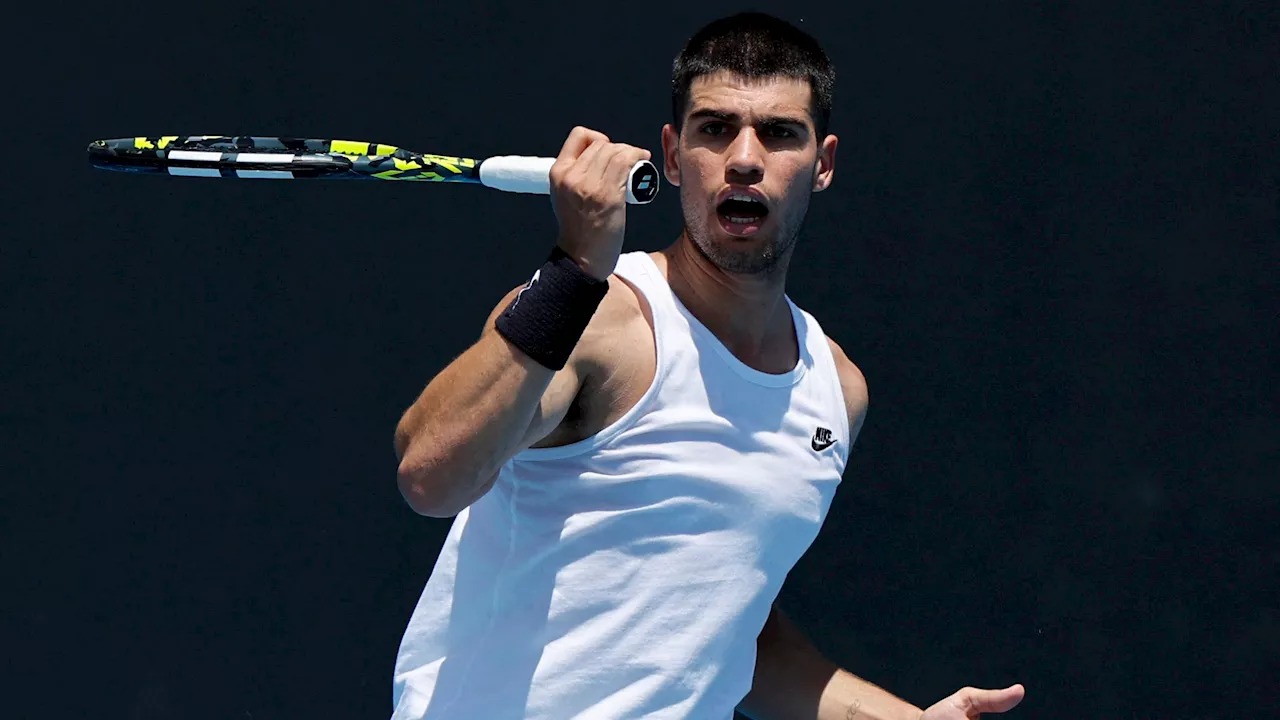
[392,251,851,720]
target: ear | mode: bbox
[812,133,837,193]
[661,123,681,187]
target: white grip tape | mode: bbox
[478,156,659,205]
[477,156,556,195]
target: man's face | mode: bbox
[661,70,837,276]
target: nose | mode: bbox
[725,129,765,181]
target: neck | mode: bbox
[659,231,797,372]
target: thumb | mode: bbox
[957,684,1025,715]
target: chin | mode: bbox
[697,233,786,275]
[681,202,793,275]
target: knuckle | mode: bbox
[620,146,646,164]
[571,178,594,199]
[607,152,633,170]
[550,165,574,190]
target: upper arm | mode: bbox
[825,337,869,446]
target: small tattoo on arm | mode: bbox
[846,698,861,719]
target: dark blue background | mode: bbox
[4,1,1275,718]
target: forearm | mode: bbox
[395,331,555,515]
[811,668,922,720]
[739,607,922,720]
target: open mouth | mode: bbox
[716,195,770,235]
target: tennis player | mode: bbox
[391,12,1025,720]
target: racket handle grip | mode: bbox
[478,156,660,205]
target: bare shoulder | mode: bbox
[572,273,650,362]
[825,336,870,442]
[592,273,649,330]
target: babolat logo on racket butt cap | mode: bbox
[630,161,660,204]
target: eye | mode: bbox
[700,121,729,136]
[764,125,795,139]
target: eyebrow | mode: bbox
[687,108,810,129]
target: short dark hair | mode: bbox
[671,12,835,139]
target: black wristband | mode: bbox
[494,247,610,370]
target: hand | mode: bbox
[919,684,1025,720]
[548,126,652,281]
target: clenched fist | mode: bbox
[549,126,652,281]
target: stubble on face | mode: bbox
[681,185,809,277]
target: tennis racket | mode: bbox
[86,135,661,205]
